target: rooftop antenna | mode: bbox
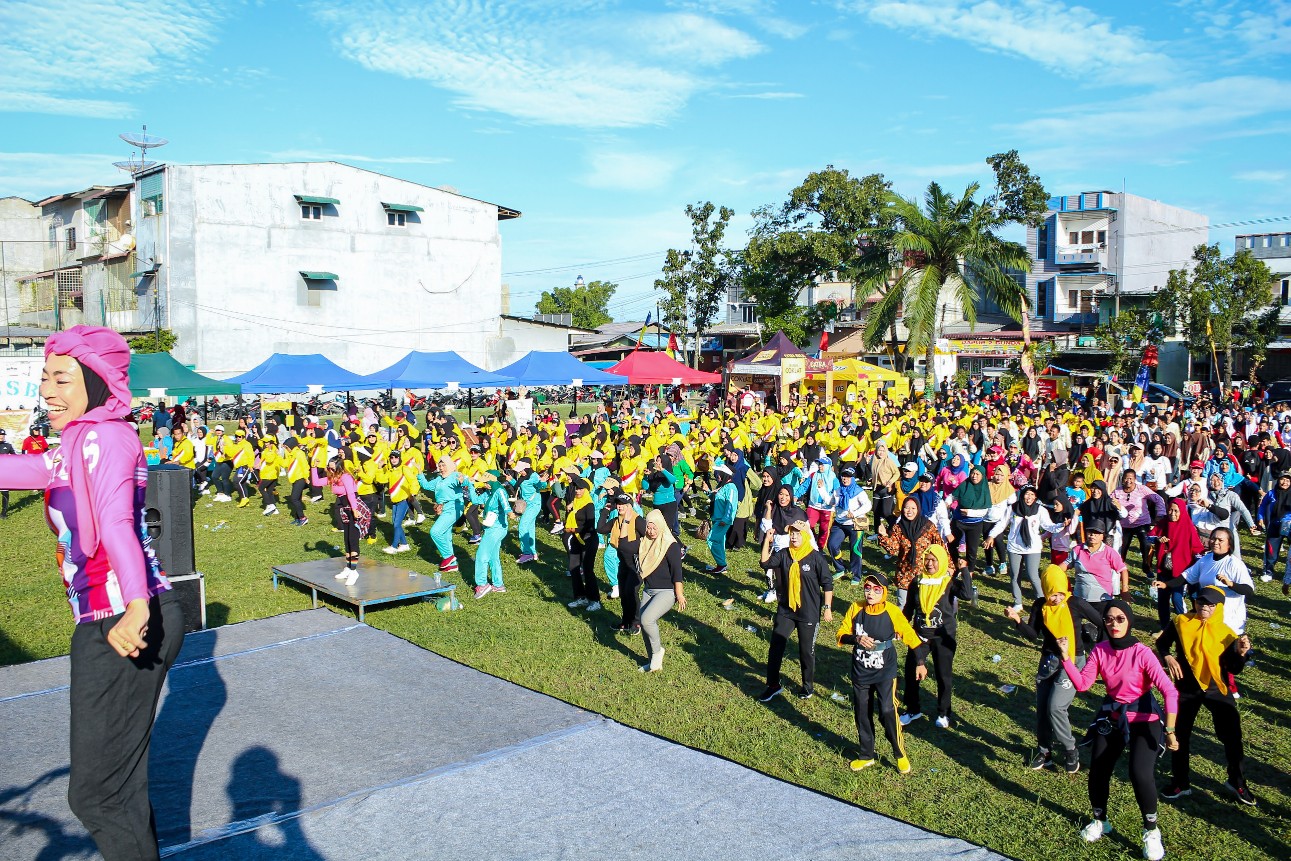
[114,124,168,175]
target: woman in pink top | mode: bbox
[328,454,368,586]
[1058,599,1178,861]
[0,326,183,861]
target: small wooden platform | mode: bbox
[271,557,455,621]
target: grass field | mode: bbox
[1,485,1287,860]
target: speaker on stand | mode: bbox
[145,464,205,632]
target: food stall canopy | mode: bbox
[492,351,628,386]
[129,352,242,397]
[223,354,371,394]
[354,351,515,390]
[730,332,805,377]
[607,351,721,385]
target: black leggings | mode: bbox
[1089,721,1161,827]
[655,500,679,538]
[258,478,277,508]
[1172,690,1245,790]
[287,479,306,520]
[904,632,956,718]
[852,676,905,762]
[766,611,818,691]
[232,466,251,500]
[567,536,600,601]
[982,520,1005,569]
[618,566,641,628]
[360,493,380,537]
[1121,524,1153,576]
[952,520,986,572]
[727,516,749,549]
[340,507,360,561]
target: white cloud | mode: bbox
[727,91,805,99]
[0,0,225,117]
[844,0,1174,85]
[314,1,762,128]
[268,150,453,166]
[583,150,680,192]
[1231,1,1291,55]
[0,152,123,201]
[1235,170,1289,183]
[666,0,810,37]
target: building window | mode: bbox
[66,227,76,252]
[302,205,321,220]
[739,303,757,324]
[140,172,164,216]
[48,225,57,248]
[387,211,406,227]
[1081,230,1095,245]
[1283,278,1289,305]
[1096,230,1106,245]
[1037,224,1049,261]
[1037,280,1048,318]
[1068,231,1079,244]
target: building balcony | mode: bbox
[1054,245,1108,267]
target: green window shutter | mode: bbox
[140,173,163,200]
[84,200,104,222]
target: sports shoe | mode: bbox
[1250,526,1264,536]
[343,568,359,587]
[473,585,493,599]
[198,481,209,492]
[439,556,458,571]
[549,524,564,534]
[383,546,400,555]
[1161,785,1192,800]
[311,495,324,503]
[1063,748,1080,773]
[491,585,506,593]
[900,712,923,727]
[297,517,309,526]
[334,569,350,580]
[201,488,211,496]
[1142,827,1164,861]
[1029,750,1052,770]
[567,597,589,608]
[849,758,876,772]
[214,493,232,503]
[469,534,482,545]
[896,756,912,774]
[1226,782,1257,806]
[705,565,728,575]
[415,514,426,524]
[798,688,814,700]
[679,546,688,559]
[585,601,602,612]
[935,715,951,729]
[762,589,778,603]
[1080,820,1110,843]
[396,544,410,553]
[515,553,535,564]
[609,585,620,599]
[237,498,251,508]
[757,685,783,702]
[366,537,377,545]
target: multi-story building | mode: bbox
[1026,191,1209,386]
[4,161,579,376]
[1235,231,1291,381]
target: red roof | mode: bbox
[607,350,721,384]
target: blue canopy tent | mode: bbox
[223,353,371,393]
[493,351,628,387]
[355,351,516,389]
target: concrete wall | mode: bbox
[140,162,508,376]
[0,198,45,326]
[1114,193,1208,295]
[492,317,575,369]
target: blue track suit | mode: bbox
[516,473,548,557]
[418,472,467,562]
[470,484,511,587]
[709,480,739,567]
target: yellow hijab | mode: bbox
[1175,591,1237,695]
[637,509,676,579]
[786,527,816,612]
[1040,565,1077,660]
[918,545,954,620]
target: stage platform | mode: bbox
[272,557,456,621]
[0,609,1003,861]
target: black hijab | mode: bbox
[897,501,932,569]
[1103,599,1136,651]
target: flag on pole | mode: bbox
[666,331,679,360]
[817,329,829,357]
[1131,363,1150,403]
[634,312,652,351]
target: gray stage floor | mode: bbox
[0,609,1002,861]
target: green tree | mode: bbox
[128,328,178,354]
[863,182,1031,401]
[1092,309,1154,380]
[742,168,899,365]
[535,279,617,330]
[1157,245,1275,388]
[653,202,735,368]
[985,150,1048,393]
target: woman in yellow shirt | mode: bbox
[281,437,310,525]
[256,438,282,515]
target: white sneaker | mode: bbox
[900,712,923,727]
[586,601,602,612]
[609,585,620,599]
[201,488,211,496]
[214,493,232,502]
[396,544,411,553]
[934,715,950,729]
[263,504,277,516]
[343,569,359,587]
[383,546,399,555]
[567,597,589,608]
[1080,820,1110,843]
[1142,828,1164,861]
[335,568,350,580]
[415,514,426,524]
[762,589,777,603]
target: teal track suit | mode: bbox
[597,500,642,588]
[418,472,467,561]
[470,485,510,587]
[709,481,739,567]
[516,473,547,557]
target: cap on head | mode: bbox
[787,520,811,533]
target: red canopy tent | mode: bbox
[607,350,721,384]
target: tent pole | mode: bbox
[468,389,473,424]
[573,385,578,418]
[202,396,208,425]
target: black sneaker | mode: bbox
[1063,748,1080,774]
[1161,785,1192,801]
[1028,750,1051,770]
[1227,782,1257,806]
[798,688,814,700]
[757,685,783,702]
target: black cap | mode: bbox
[841,466,856,477]
[613,492,633,505]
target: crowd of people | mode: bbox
[92,375,1289,861]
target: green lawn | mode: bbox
[1,488,1287,860]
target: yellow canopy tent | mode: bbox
[802,357,911,404]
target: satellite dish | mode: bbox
[113,159,158,175]
[119,125,168,150]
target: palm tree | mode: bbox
[858,182,1031,400]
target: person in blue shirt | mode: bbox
[707,464,739,575]
[512,460,547,565]
[417,455,469,572]
[468,470,511,598]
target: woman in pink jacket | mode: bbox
[0,326,182,861]
[1059,599,1178,861]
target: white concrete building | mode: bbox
[120,161,533,375]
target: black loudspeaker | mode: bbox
[145,464,203,631]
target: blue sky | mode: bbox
[2,0,1290,321]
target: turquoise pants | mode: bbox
[602,544,620,588]
[518,501,540,556]
[475,524,507,586]
[430,503,458,561]
[708,522,730,567]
